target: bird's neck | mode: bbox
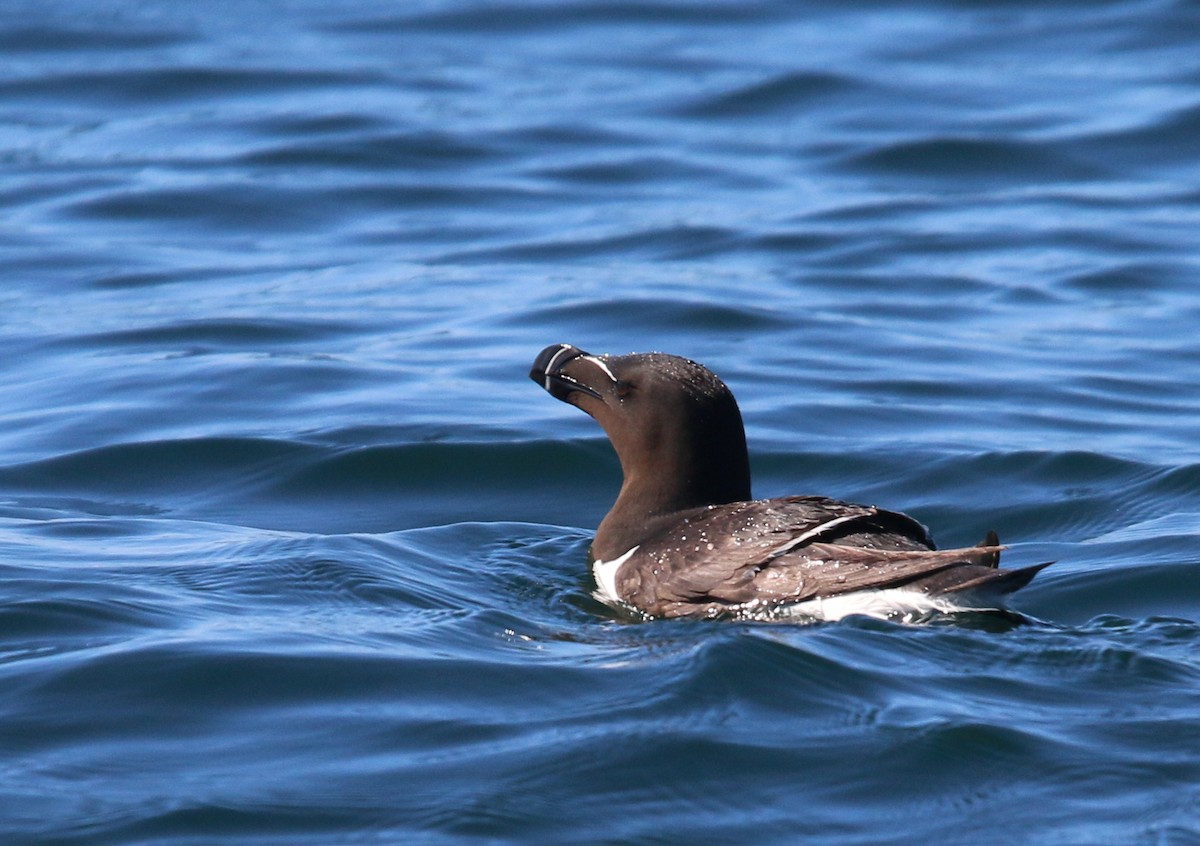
[592,448,751,561]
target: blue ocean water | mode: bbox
[2,0,1200,843]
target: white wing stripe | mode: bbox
[765,513,867,561]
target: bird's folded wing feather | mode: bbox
[633,496,989,607]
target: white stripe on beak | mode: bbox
[542,344,575,391]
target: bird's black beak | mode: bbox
[530,343,604,402]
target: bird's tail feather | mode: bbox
[943,560,1055,596]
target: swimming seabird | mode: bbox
[530,343,1051,621]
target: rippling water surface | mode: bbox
[3,1,1200,843]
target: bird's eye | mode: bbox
[615,380,633,399]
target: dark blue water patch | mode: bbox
[1108,3,1200,51]
[671,70,871,120]
[1028,559,1200,626]
[741,228,848,258]
[1077,102,1200,169]
[0,437,623,534]
[1060,373,1200,419]
[63,184,341,233]
[931,450,1162,493]
[1153,463,1200,500]
[0,537,188,666]
[0,500,165,525]
[514,296,788,335]
[0,173,114,213]
[0,66,380,107]
[0,437,309,506]
[268,440,622,533]
[239,131,508,172]
[528,154,730,187]
[0,250,94,298]
[1062,260,1192,296]
[0,574,171,648]
[498,122,649,153]
[430,223,746,263]
[802,196,940,224]
[18,646,428,721]
[156,540,452,617]
[84,806,372,846]
[813,222,1174,283]
[1031,183,1200,214]
[239,112,397,139]
[0,516,593,677]
[330,1,778,34]
[330,184,555,219]
[0,24,192,53]
[86,267,244,291]
[841,136,1108,185]
[51,317,361,351]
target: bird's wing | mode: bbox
[621,496,1002,611]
